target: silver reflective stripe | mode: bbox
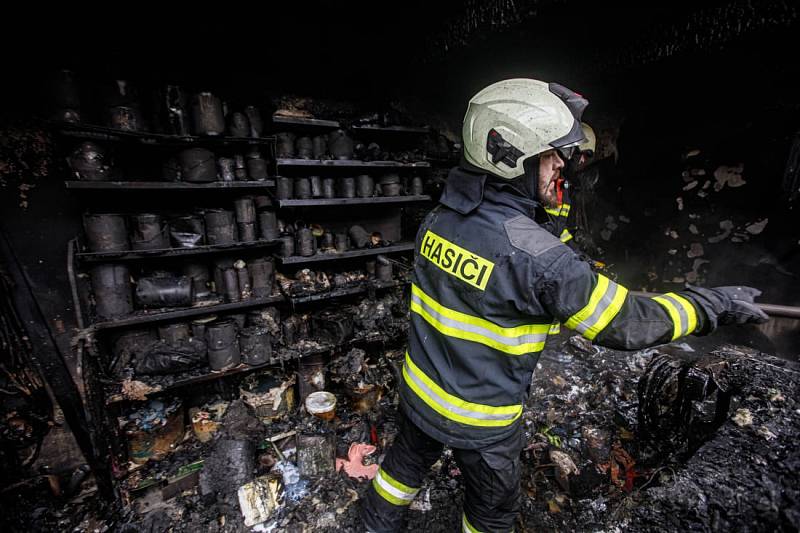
[403,360,518,422]
[374,470,417,501]
[410,292,548,347]
[659,293,689,335]
[573,280,621,334]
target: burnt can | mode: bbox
[348,225,370,249]
[158,322,191,347]
[294,177,311,199]
[334,233,348,252]
[204,209,237,245]
[192,92,225,136]
[376,255,393,281]
[178,148,216,182]
[239,327,271,366]
[163,84,190,136]
[322,178,336,199]
[356,175,374,198]
[295,227,315,257]
[312,135,327,159]
[236,265,251,299]
[130,214,169,251]
[234,154,248,180]
[234,198,256,224]
[228,112,250,137]
[246,154,268,181]
[309,176,323,198]
[191,316,217,339]
[206,320,241,371]
[410,176,424,196]
[217,157,236,182]
[135,276,194,308]
[297,433,335,478]
[230,313,247,329]
[276,132,296,158]
[90,264,133,319]
[238,222,257,242]
[365,260,376,276]
[170,215,205,248]
[296,137,313,159]
[258,211,279,241]
[109,105,141,132]
[328,129,354,160]
[83,213,129,252]
[249,258,275,298]
[278,235,295,257]
[338,177,356,198]
[221,268,240,303]
[52,69,81,119]
[69,142,111,181]
[183,262,211,300]
[382,183,401,196]
[276,177,293,199]
[213,258,234,296]
[320,231,335,250]
[297,354,326,404]
[244,106,263,137]
[253,195,271,210]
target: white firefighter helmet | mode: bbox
[462,78,588,180]
[580,122,596,155]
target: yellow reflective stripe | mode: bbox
[560,228,573,242]
[549,322,561,334]
[565,274,628,340]
[463,514,482,533]
[410,284,549,356]
[403,352,522,427]
[652,292,698,341]
[372,467,418,506]
[545,203,571,217]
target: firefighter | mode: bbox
[362,78,768,532]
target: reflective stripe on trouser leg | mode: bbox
[463,513,482,532]
[372,467,419,506]
[565,274,628,340]
[651,292,698,340]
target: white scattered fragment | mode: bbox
[685,149,701,158]
[756,426,777,441]
[668,249,678,255]
[690,168,706,176]
[683,181,699,191]
[697,191,708,198]
[676,197,684,210]
[708,220,734,243]
[745,218,768,235]
[713,164,746,191]
[688,213,700,219]
[689,224,699,235]
[768,388,785,403]
[687,242,704,258]
[732,408,753,427]
[618,215,630,223]
[702,180,711,189]
[409,487,432,512]
[671,276,685,283]
[669,230,679,239]
[600,229,612,241]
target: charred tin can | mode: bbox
[169,215,205,248]
[276,132,296,158]
[158,322,191,347]
[239,327,271,366]
[109,105,141,132]
[83,213,129,252]
[322,178,336,199]
[191,316,217,339]
[294,177,312,199]
[238,223,257,242]
[90,264,133,319]
[379,174,401,197]
[130,214,169,251]
[246,152,268,181]
[278,235,295,257]
[230,313,247,329]
[178,148,216,182]
[276,177,293,200]
[234,198,256,224]
[297,354,326,404]
[356,175,373,198]
[204,209,237,245]
[206,320,241,370]
[163,84,190,136]
[312,135,327,159]
[244,106,263,138]
[348,225,370,249]
[297,433,335,478]
[213,258,234,295]
[328,129,354,160]
[228,112,251,137]
[258,210,279,241]
[221,268,240,303]
[135,276,194,308]
[338,177,356,198]
[236,263,251,299]
[295,227,315,257]
[309,176,323,198]
[183,262,211,300]
[410,176,424,195]
[52,69,81,121]
[249,258,275,298]
[376,255,393,281]
[296,137,313,159]
[334,233,348,252]
[253,195,272,210]
[192,92,225,136]
[234,155,248,180]
[69,142,111,181]
[320,231,335,250]
[217,157,236,182]
[365,259,376,276]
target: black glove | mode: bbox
[683,285,769,333]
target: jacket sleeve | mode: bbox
[536,247,707,349]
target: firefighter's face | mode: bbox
[537,150,564,207]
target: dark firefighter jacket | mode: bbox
[400,166,706,449]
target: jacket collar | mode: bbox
[439,165,539,217]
